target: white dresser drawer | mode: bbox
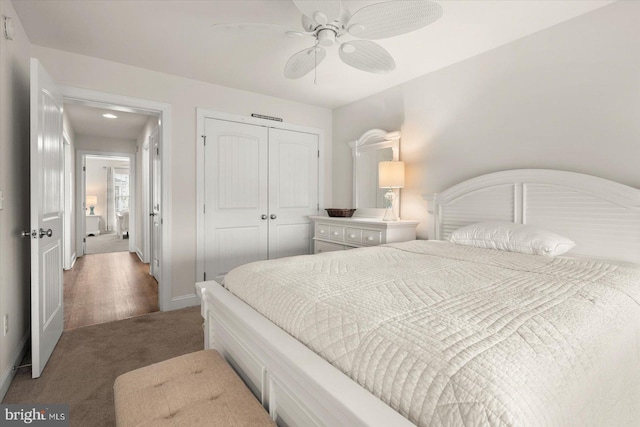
[315,223,330,239]
[315,240,345,254]
[362,230,382,246]
[328,226,345,242]
[310,216,419,253]
[345,228,362,244]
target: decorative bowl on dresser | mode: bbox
[325,208,357,217]
[310,216,420,253]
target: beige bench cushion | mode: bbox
[114,350,274,427]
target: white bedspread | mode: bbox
[224,241,640,426]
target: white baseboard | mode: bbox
[70,252,77,268]
[168,294,198,311]
[135,248,144,263]
[0,333,29,401]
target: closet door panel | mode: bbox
[204,118,268,282]
[268,128,319,259]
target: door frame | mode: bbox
[195,109,325,283]
[63,86,173,311]
[76,151,136,255]
[62,132,74,270]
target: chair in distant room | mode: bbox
[116,210,129,239]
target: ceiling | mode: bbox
[14,0,615,109]
[64,103,153,140]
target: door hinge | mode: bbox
[317,150,320,158]
[83,238,86,243]
[203,205,206,214]
[161,218,163,225]
[202,135,206,145]
[204,272,207,281]
[156,147,159,155]
[83,166,86,172]
[317,203,320,210]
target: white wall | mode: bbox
[76,134,136,154]
[0,0,31,400]
[332,2,640,238]
[31,44,334,301]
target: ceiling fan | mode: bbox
[214,0,443,79]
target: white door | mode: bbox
[202,119,320,281]
[203,118,268,282]
[150,128,161,282]
[268,128,319,259]
[30,58,64,378]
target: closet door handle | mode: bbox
[39,228,53,238]
[261,214,268,220]
[270,214,277,220]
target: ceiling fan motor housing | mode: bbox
[317,28,336,46]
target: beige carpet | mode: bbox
[85,232,129,254]
[2,306,203,427]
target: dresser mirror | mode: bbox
[349,129,400,217]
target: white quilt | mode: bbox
[224,241,640,426]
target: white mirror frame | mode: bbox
[348,129,401,218]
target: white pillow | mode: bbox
[447,221,575,257]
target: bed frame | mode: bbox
[197,169,640,426]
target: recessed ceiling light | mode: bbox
[102,113,118,119]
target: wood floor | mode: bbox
[64,252,159,330]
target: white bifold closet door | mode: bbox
[203,118,319,282]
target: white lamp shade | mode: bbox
[86,196,97,207]
[378,161,405,188]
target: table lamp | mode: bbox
[86,196,97,215]
[378,161,404,221]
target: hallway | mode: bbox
[64,252,159,330]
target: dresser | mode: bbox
[86,215,101,236]
[310,216,419,254]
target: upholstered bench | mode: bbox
[114,350,275,427]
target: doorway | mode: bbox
[63,101,160,330]
[59,87,171,314]
[82,155,131,255]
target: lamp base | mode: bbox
[89,206,95,215]
[383,208,398,221]
[382,189,398,221]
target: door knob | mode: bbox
[270,214,277,220]
[39,228,53,238]
[261,214,268,220]
[21,230,35,239]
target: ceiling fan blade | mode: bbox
[292,0,342,26]
[284,46,327,79]
[339,40,395,74]
[347,0,443,40]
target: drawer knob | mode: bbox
[333,231,339,236]
[367,236,374,241]
[349,234,355,238]
[320,230,325,234]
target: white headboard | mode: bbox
[425,169,640,264]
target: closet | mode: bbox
[200,117,320,282]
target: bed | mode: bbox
[196,169,640,426]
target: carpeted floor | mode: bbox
[85,232,129,254]
[2,306,203,427]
